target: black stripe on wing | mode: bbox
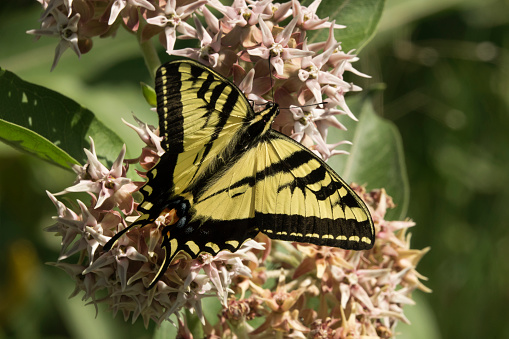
[255,213,373,250]
[194,148,342,204]
[255,131,374,249]
[156,63,184,153]
[200,82,239,164]
[150,216,258,288]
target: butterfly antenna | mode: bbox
[279,101,330,110]
[268,55,276,102]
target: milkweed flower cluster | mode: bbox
[46,131,266,327]
[28,0,370,160]
[47,118,429,336]
[34,0,431,337]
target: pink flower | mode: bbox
[145,0,207,53]
[171,15,225,68]
[212,0,272,29]
[27,10,81,71]
[292,0,345,32]
[298,39,350,103]
[56,138,137,215]
[248,17,313,75]
[122,116,164,155]
[39,0,73,18]
[107,0,155,26]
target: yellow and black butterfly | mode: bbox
[104,59,374,288]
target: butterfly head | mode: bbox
[263,100,279,115]
[249,101,279,137]
[260,101,279,122]
[243,101,279,141]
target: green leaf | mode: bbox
[141,82,157,107]
[328,97,409,219]
[0,118,79,169]
[303,0,385,52]
[0,68,125,169]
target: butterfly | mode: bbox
[104,59,374,288]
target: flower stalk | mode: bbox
[137,21,161,79]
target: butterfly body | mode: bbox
[104,59,374,288]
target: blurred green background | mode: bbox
[1,0,508,338]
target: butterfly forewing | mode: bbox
[253,131,374,250]
[156,61,254,153]
[154,61,259,200]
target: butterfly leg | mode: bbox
[148,197,191,288]
[103,222,139,251]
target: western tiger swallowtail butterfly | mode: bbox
[104,59,374,288]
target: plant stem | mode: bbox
[229,319,252,339]
[138,37,161,80]
[136,13,160,80]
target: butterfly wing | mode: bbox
[163,129,374,268]
[157,59,254,154]
[104,59,256,249]
[136,59,256,226]
[254,131,374,250]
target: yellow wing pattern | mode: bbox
[187,131,373,253]
[135,59,261,227]
[254,132,373,249]
[104,59,374,288]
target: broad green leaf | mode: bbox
[328,97,409,219]
[0,118,78,169]
[0,68,124,169]
[303,0,385,52]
